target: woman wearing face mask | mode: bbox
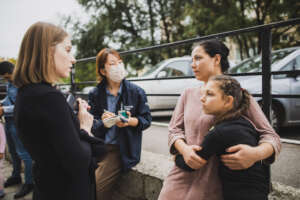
[88,48,152,200]
[158,39,281,200]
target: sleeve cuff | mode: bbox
[168,134,186,155]
[258,135,281,164]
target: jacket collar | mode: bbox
[96,79,128,113]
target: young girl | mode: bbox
[0,122,6,198]
[175,75,269,200]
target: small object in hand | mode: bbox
[119,115,128,123]
[119,110,129,123]
[119,110,128,118]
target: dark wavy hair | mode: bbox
[194,39,230,73]
[0,61,14,75]
[209,75,251,124]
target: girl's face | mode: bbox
[53,36,76,79]
[191,46,221,83]
[200,80,233,116]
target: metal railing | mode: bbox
[68,17,300,122]
[65,18,300,191]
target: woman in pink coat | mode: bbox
[0,122,6,198]
[158,39,281,200]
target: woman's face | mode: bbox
[101,54,122,77]
[200,80,232,116]
[191,46,220,83]
[53,36,76,79]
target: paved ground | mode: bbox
[1,160,32,200]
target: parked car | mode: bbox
[79,56,202,116]
[229,46,300,130]
[129,56,201,116]
[79,46,300,126]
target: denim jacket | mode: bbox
[88,79,152,171]
[1,81,17,118]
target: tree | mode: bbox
[185,0,300,59]
[63,0,300,83]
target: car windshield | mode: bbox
[141,59,169,77]
[230,48,298,73]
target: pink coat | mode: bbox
[158,87,281,200]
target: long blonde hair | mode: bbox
[13,22,68,87]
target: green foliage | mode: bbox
[63,0,300,83]
[0,57,17,64]
[74,61,97,83]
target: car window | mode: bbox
[274,57,297,79]
[230,48,298,73]
[295,56,300,70]
[161,61,191,77]
[141,59,169,77]
[280,60,294,71]
[280,55,300,71]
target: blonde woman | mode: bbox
[13,22,106,200]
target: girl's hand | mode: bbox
[181,144,207,169]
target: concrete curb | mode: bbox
[113,150,300,200]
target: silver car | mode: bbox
[130,56,202,116]
[79,57,202,116]
[229,46,300,130]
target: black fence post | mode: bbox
[261,28,272,121]
[261,27,273,193]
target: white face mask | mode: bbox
[107,63,128,83]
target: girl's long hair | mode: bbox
[210,75,251,125]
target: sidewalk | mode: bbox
[1,160,32,200]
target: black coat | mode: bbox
[14,82,106,200]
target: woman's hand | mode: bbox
[115,121,128,128]
[77,98,90,110]
[0,153,4,159]
[221,144,258,170]
[116,111,138,128]
[77,98,94,135]
[101,110,115,121]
